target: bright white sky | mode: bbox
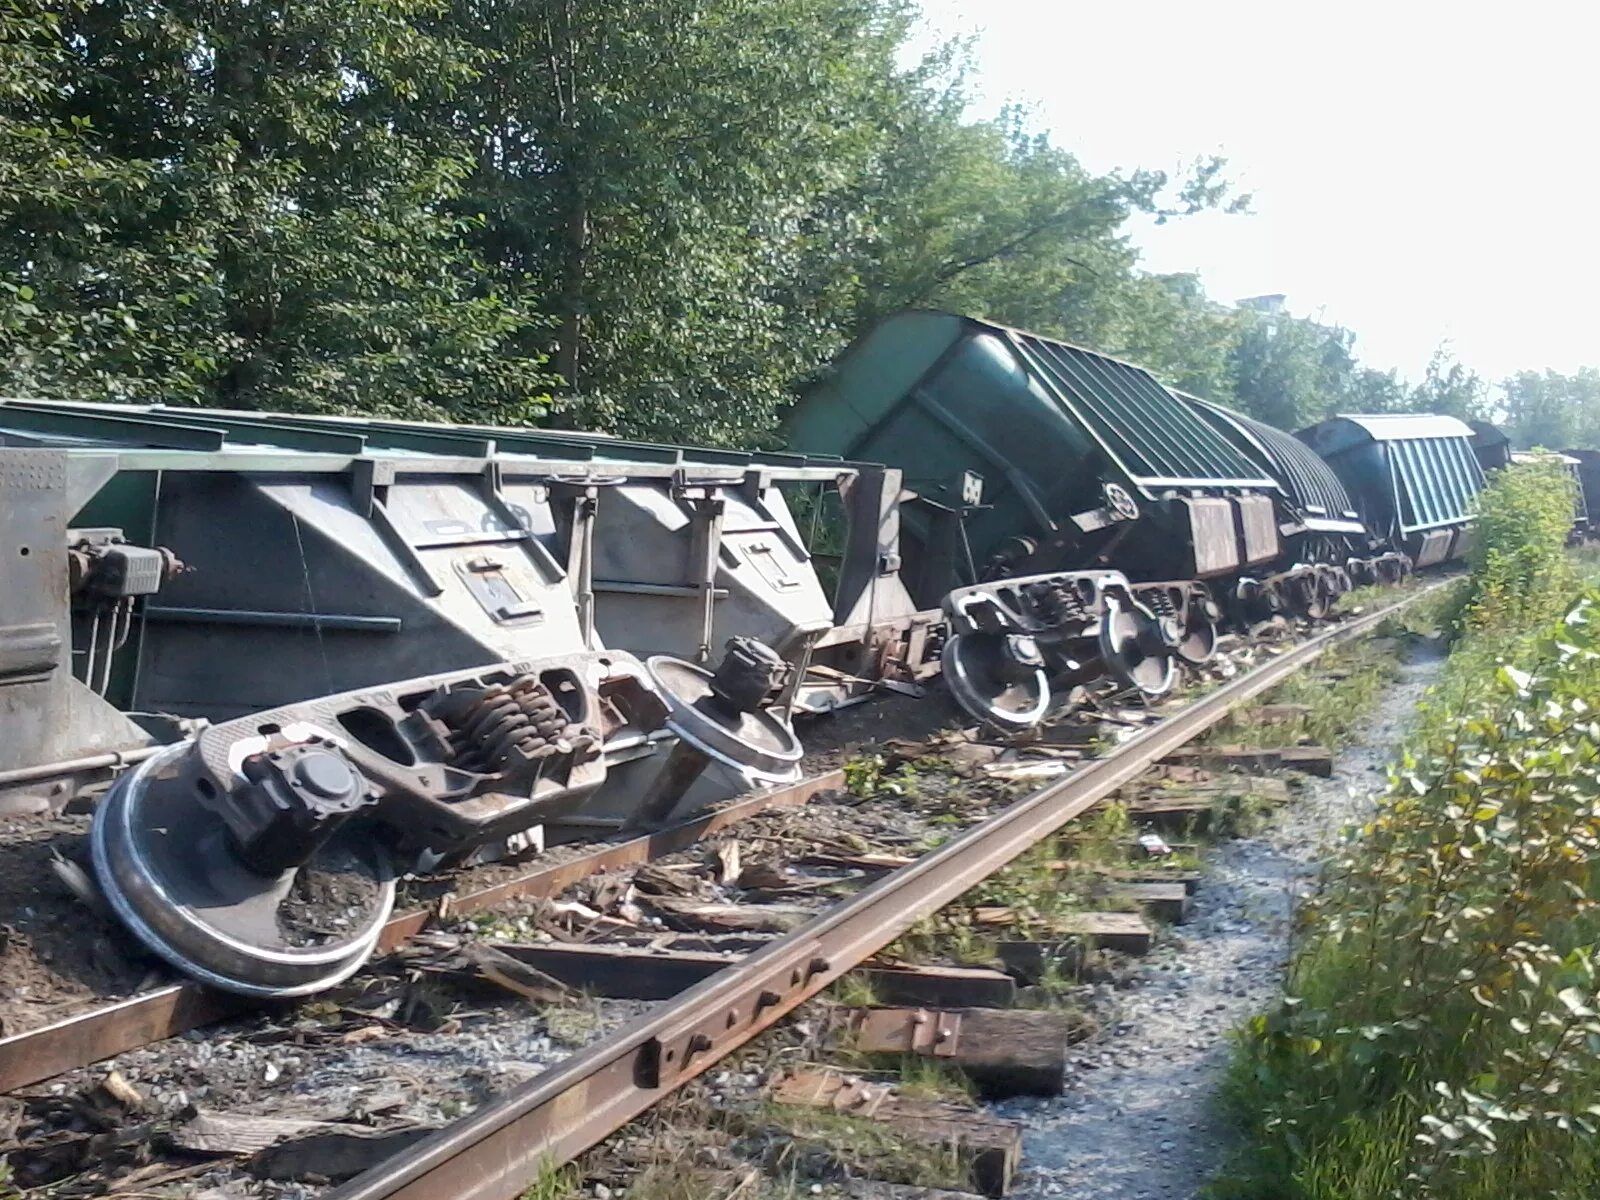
[908,0,1599,385]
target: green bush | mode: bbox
[1456,458,1578,633]
[1214,595,1600,1199]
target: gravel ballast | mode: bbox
[999,641,1447,1200]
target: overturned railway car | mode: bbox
[1294,414,1484,568]
[788,310,1287,602]
[786,310,1390,727]
[0,399,950,995]
[0,399,935,802]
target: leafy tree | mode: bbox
[1406,346,1486,422]
[426,0,923,442]
[0,0,550,419]
[1229,310,1357,430]
[1501,367,1600,450]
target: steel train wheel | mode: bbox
[1098,596,1178,697]
[1175,587,1221,666]
[91,744,395,998]
[645,656,803,783]
[942,632,1051,731]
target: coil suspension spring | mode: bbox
[1140,587,1179,620]
[1027,579,1089,628]
[442,675,598,774]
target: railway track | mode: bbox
[2,585,1439,1197]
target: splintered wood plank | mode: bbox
[841,1006,1078,1096]
[170,1112,331,1156]
[642,897,815,933]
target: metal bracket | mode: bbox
[851,1007,962,1057]
[643,938,827,1087]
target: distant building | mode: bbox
[1237,294,1288,316]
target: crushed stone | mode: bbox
[997,639,1448,1200]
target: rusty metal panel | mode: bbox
[1180,498,1241,577]
[851,1007,963,1057]
[1234,495,1281,566]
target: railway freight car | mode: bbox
[1295,414,1483,568]
[1564,449,1600,535]
[0,399,948,995]
[0,399,935,813]
[1468,419,1514,472]
[786,310,1356,726]
[788,311,1286,604]
[1186,397,1411,593]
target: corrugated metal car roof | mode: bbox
[1184,396,1364,532]
[1331,413,1477,442]
[996,325,1276,490]
[0,398,851,478]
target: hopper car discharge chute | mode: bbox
[1294,414,1484,571]
[0,399,941,991]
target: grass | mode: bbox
[544,997,607,1047]
[749,1103,969,1192]
[519,1161,582,1200]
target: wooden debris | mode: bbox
[96,1070,144,1111]
[980,760,1068,782]
[768,1069,1021,1197]
[643,897,813,934]
[493,942,1016,1007]
[171,1111,330,1156]
[458,941,573,1003]
[251,1123,436,1182]
[1049,860,1203,894]
[714,840,742,883]
[1111,881,1190,924]
[1055,911,1154,953]
[630,863,703,897]
[841,1006,1078,1096]
[796,851,918,874]
[969,909,1152,954]
[1120,773,1291,827]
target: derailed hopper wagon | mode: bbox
[1186,396,1410,600]
[0,399,934,994]
[787,310,1290,727]
[1295,414,1484,569]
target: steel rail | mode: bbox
[0,770,844,1093]
[326,587,1438,1200]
